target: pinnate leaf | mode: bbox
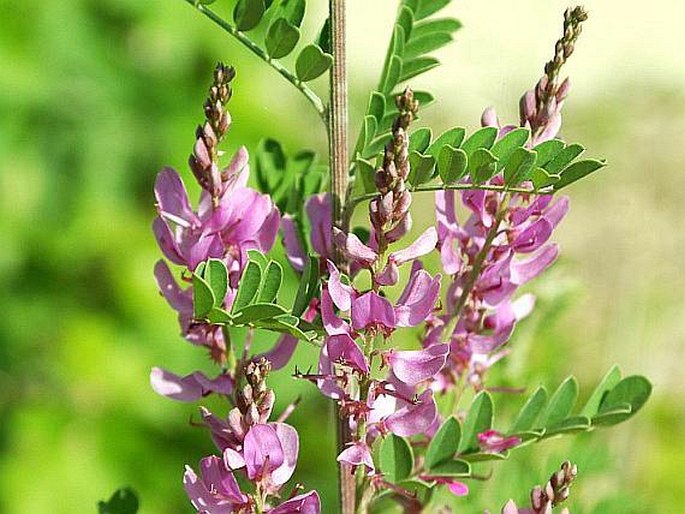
[296,45,332,82]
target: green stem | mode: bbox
[183,0,327,121]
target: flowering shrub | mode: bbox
[99,2,652,513]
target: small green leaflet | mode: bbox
[408,151,436,187]
[461,126,498,155]
[296,45,333,82]
[503,147,536,186]
[231,261,262,313]
[233,0,265,31]
[468,148,498,184]
[540,376,579,428]
[408,127,432,154]
[265,18,300,59]
[438,144,467,184]
[510,386,548,433]
[425,416,461,469]
[379,434,414,483]
[458,391,493,453]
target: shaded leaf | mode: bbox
[382,55,403,95]
[530,167,560,189]
[468,148,498,184]
[233,0,266,31]
[427,459,470,478]
[412,18,462,39]
[265,18,300,59]
[317,17,331,53]
[258,260,283,303]
[458,391,493,453]
[98,488,139,514]
[380,434,414,483]
[404,32,453,60]
[292,255,318,316]
[368,92,386,124]
[461,126,498,155]
[204,259,228,306]
[597,375,652,424]
[533,139,565,167]
[427,127,466,158]
[415,0,452,21]
[192,274,215,319]
[581,365,622,418]
[233,303,289,325]
[231,261,262,313]
[503,147,536,186]
[275,0,305,27]
[491,127,530,167]
[544,143,584,174]
[207,308,232,324]
[399,56,440,82]
[510,386,548,433]
[540,376,579,428]
[544,415,591,437]
[425,416,461,469]
[408,151,436,187]
[409,127,432,153]
[554,159,607,190]
[296,45,333,82]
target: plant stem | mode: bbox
[183,0,327,121]
[328,2,355,513]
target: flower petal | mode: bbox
[387,344,449,386]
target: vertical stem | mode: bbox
[328,1,355,513]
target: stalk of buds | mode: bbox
[370,87,419,256]
[232,358,276,429]
[530,460,578,513]
[189,62,236,200]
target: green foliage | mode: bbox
[425,416,460,469]
[292,255,320,317]
[98,488,139,514]
[296,44,333,82]
[437,145,467,185]
[233,0,266,31]
[380,434,415,483]
[265,18,300,59]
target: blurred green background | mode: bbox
[1,0,683,512]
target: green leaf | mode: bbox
[207,308,232,324]
[581,365,622,418]
[404,32,453,59]
[355,158,377,194]
[382,55,402,95]
[396,479,434,504]
[368,92,386,124]
[438,145,468,184]
[203,259,228,305]
[591,404,633,426]
[363,132,392,158]
[503,147,537,186]
[530,167,560,189]
[275,0,305,27]
[540,376,579,428]
[412,90,435,107]
[255,138,286,193]
[98,488,139,514]
[247,250,269,270]
[427,127,466,158]
[407,151,436,187]
[510,386,548,433]
[425,416,461,469]
[233,303,289,325]
[265,18,300,59]
[491,127,530,167]
[458,391,494,453]
[397,6,415,42]
[409,127,432,153]
[295,45,333,82]
[231,261,262,313]
[461,126,498,155]
[598,375,652,424]
[257,318,312,341]
[292,255,319,316]
[415,0,452,21]
[544,415,591,437]
[192,274,215,319]
[258,261,283,303]
[554,159,607,190]
[427,459,471,478]
[233,0,265,31]
[533,139,565,167]
[380,434,414,483]
[317,17,331,53]
[412,17,462,39]
[362,115,378,148]
[468,148,498,184]
[544,143,584,174]
[399,56,440,82]
[460,451,508,462]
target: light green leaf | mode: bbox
[412,90,435,107]
[404,32,453,60]
[438,145,468,184]
[540,376,579,428]
[530,167,560,189]
[275,0,305,27]
[247,250,269,270]
[427,127,466,158]
[427,459,470,478]
[233,303,289,325]
[382,55,403,94]
[395,479,434,504]
[206,308,232,324]
[460,451,508,462]
[510,386,548,433]
[98,488,139,514]
[380,434,414,483]
[415,0,452,21]
[409,127,432,153]
[533,139,565,167]
[544,415,591,437]
[295,45,333,82]
[258,261,283,303]
[458,391,494,453]
[397,6,414,42]
[233,0,265,31]
[503,147,537,186]
[554,159,607,190]
[412,18,462,39]
[407,151,436,186]
[597,375,652,424]
[591,404,633,426]
[192,274,215,319]
[231,261,262,313]
[461,126,498,155]
[265,18,300,59]
[581,365,622,418]
[204,259,228,305]
[399,56,440,82]
[363,115,378,148]
[491,127,530,167]
[368,92,386,124]
[544,143,584,174]
[468,148,498,184]
[425,416,461,469]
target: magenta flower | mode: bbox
[477,429,522,453]
[150,367,232,402]
[382,389,438,437]
[281,194,334,272]
[385,344,450,386]
[337,441,375,475]
[184,455,249,514]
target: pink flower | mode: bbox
[184,455,248,513]
[150,367,232,402]
[383,390,438,437]
[337,441,375,475]
[385,344,450,386]
[269,491,321,514]
[477,429,521,453]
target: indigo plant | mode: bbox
[100,1,653,513]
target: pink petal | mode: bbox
[543,196,570,228]
[326,334,369,373]
[333,228,378,266]
[327,260,356,311]
[510,244,558,285]
[351,291,396,332]
[154,259,192,313]
[154,167,198,226]
[337,442,375,474]
[387,344,450,386]
[389,227,438,266]
[306,194,333,258]
[150,367,204,402]
[384,390,438,437]
[395,265,441,327]
[269,423,299,486]
[321,288,351,336]
[270,491,321,514]
[511,218,553,254]
[152,217,184,265]
[243,424,285,481]
[281,216,306,272]
[481,106,499,128]
[447,480,469,496]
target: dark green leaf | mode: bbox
[317,17,331,53]
[530,167,559,189]
[554,159,607,190]
[510,386,548,433]
[581,365,622,418]
[533,139,565,168]
[598,375,652,423]
[427,127,466,158]
[98,488,139,514]
[258,261,283,303]
[362,115,378,148]
[207,308,232,324]
[468,148,498,184]
[404,32,453,60]
[503,147,537,186]
[255,138,286,193]
[427,459,470,478]
[399,56,440,82]
[458,391,493,453]
[409,127,432,153]
[233,303,289,325]
[461,127,498,155]
[192,274,215,319]
[407,151,436,186]
[204,259,228,305]
[231,261,262,313]
[368,92,386,124]
[543,143,584,174]
[380,434,414,483]
[292,255,318,316]
[491,127,530,167]
[275,0,305,26]
[295,45,333,82]
[438,145,468,184]
[425,416,461,469]
[265,18,300,58]
[233,0,265,31]
[412,17,462,39]
[254,317,311,340]
[415,0,452,21]
[540,376,579,428]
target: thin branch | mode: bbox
[183,0,327,121]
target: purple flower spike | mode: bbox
[337,441,375,475]
[269,491,321,514]
[150,367,232,402]
[184,456,248,514]
[511,218,553,254]
[383,389,438,437]
[386,344,450,386]
[511,244,559,285]
[242,423,298,485]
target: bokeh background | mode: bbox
[1,0,683,512]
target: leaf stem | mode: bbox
[183,0,327,121]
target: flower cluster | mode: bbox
[499,460,577,514]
